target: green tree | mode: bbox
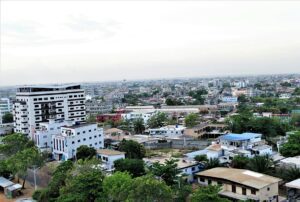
[188,89,207,105]
[6,147,45,188]
[276,166,300,182]
[102,172,132,202]
[205,158,221,169]
[191,185,230,202]
[184,113,198,128]
[76,145,96,160]
[2,112,13,123]
[118,139,145,159]
[34,160,73,202]
[280,132,300,157]
[127,174,173,202]
[247,155,274,174]
[0,133,34,157]
[133,118,145,134]
[230,155,249,169]
[150,158,180,186]
[57,169,104,202]
[114,159,145,177]
[0,160,11,178]
[147,112,168,128]
[194,154,208,163]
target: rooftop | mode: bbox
[97,149,125,156]
[207,144,222,151]
[220,133,261,141]
[285,178,300,189]
[62,123,96,129]
[280,156,300,165]
[196,167,281,189]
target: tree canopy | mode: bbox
[280,131,300,157]
[184,113,198,128]
[191,185,230,202]
[147,112,168,128]
[76,145,96,160]
[114,158,145,177]
[118,139,145,159]
[150,158,180,186]
[2,112,13,123]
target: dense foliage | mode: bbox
[114,158,145,177]
[184,113,198,128]
[280,131,300,157]
[147,112,168,128]
[76,145,96,160]
[118,139,145,159]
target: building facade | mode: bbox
[196,167,281,201]
[13,85,86,138]
[0,98,11,124]
[52,123,104,160]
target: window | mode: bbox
[72,141,75,144]
[83,138,86,141]
[267,187,270,191]
[89,137,92,139]
[38,98,42,101]
[34,98,37,101]
[192,167,195,171]
[77,132,80,135]
[89,130,91,132]
[242,188,246,195]
[77,140,81,143]
[200,178,205,182]
[251,189,256,195]
[94,135,97,138]
[83,131,86,134]
[44,97,48,100]
[217,181,222,186]
[208,179,212,185]
[95,143,98,145]
[35,105,39,107]
[69,95,73,98]
[232,185,236,193]
[50,97,54,100]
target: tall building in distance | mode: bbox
[13,84,86,138]
[0,98,11,124]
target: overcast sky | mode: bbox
[1,1,300,86]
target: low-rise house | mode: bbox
[52,123,104,160]
[285,178,300,202]
[196,167,281,201]
[97,149,125,171]
[280,156,300,169]
[149,125,186,137]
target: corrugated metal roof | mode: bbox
[219,133,261,141]
[0,177,14,188]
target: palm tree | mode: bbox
[206,158,221,169]
[133,118,145,134]
[277,166,300,182]
[247,155,274,174]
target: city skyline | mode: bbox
[1,1,300,86]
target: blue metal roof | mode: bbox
[220,133,261,141]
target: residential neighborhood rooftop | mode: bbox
[97,149,125,156]
[196,167,281,189]
[219,133,261,141]
[285,178,300,189]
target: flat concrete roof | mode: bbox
[286,178,300,189]
[97,149,125,156]
[196,167,281,189]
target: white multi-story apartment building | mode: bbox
[35,119,73,151]
[121,111,155,124]
[0,98,11,124]
[13,84,86,139]
[52,123,104,160]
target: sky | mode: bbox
[1,1,300,86]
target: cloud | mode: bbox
[65,15,121,37]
